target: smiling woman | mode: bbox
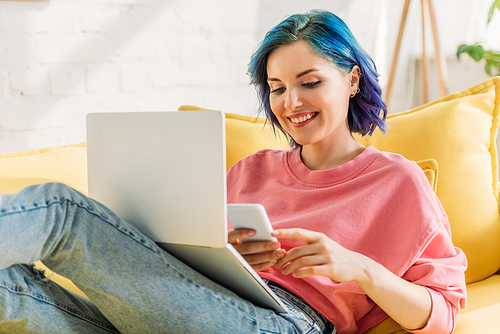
[229,9,466,334]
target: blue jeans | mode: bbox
[0,183,336,334]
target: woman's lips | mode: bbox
[288,112,318,125]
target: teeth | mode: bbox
[291,113,315,124]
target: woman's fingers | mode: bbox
[272,228,319,244]
[273,228,369,282]
[240,247,286,272]
[273,228,324,269]
[233,239,278,254]
[229,228,286,272]
[228,228,255,244]
[272,228,349,279]
[279,252,326,276]
[235,240,285,264]
[275,243,322,272]
[243,248,286,265]
[251,261,279,272]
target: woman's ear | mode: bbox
[348,65,362,98]
[349,65,362,89]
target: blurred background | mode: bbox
[0,0,498,153]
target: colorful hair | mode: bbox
[248,10,387,147]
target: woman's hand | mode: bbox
[228,229,286,272]
[272,228,432,330]
[272,228,372,282]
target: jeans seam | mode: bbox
[0,282,120,333]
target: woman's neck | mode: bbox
[299,136,365,171]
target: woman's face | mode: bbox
[266,40,359,148]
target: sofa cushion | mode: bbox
[366,272,500,334]
[454,274,500,333]
[0,143,88,195]
[415,158,438,193]
[354,77,500,283]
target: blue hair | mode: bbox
[248,10,387,147]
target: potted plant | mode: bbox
[457,0,500,76]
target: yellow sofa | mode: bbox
[1,77,499,333]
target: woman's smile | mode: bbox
[288,112,318,126]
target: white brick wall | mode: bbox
[0,0,263,153]
[86,65,121,93]
[0,0,496,154]
[0,72,5,97]
[1,6,79,33]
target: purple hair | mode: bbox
[248,10,387,147]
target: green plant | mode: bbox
[456,0,500,76]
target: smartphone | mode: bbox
[227,203,277,243]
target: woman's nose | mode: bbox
[284,89,303,111]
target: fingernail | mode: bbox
[271,242,280,249]
[248,230,256,236]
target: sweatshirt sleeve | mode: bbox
[401,218,467,334]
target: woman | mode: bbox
[0,10,465,334]
[227,10,466,334]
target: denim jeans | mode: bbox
[0,183,336,334]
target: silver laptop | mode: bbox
[86,110,288,313]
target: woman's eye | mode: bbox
[270,87,285,94]
[303,81,320,88]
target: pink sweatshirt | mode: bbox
[227,146,467,334]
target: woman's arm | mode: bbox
[273,228,432,331]
[355,257,432,330]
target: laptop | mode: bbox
[86,110,288,313]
